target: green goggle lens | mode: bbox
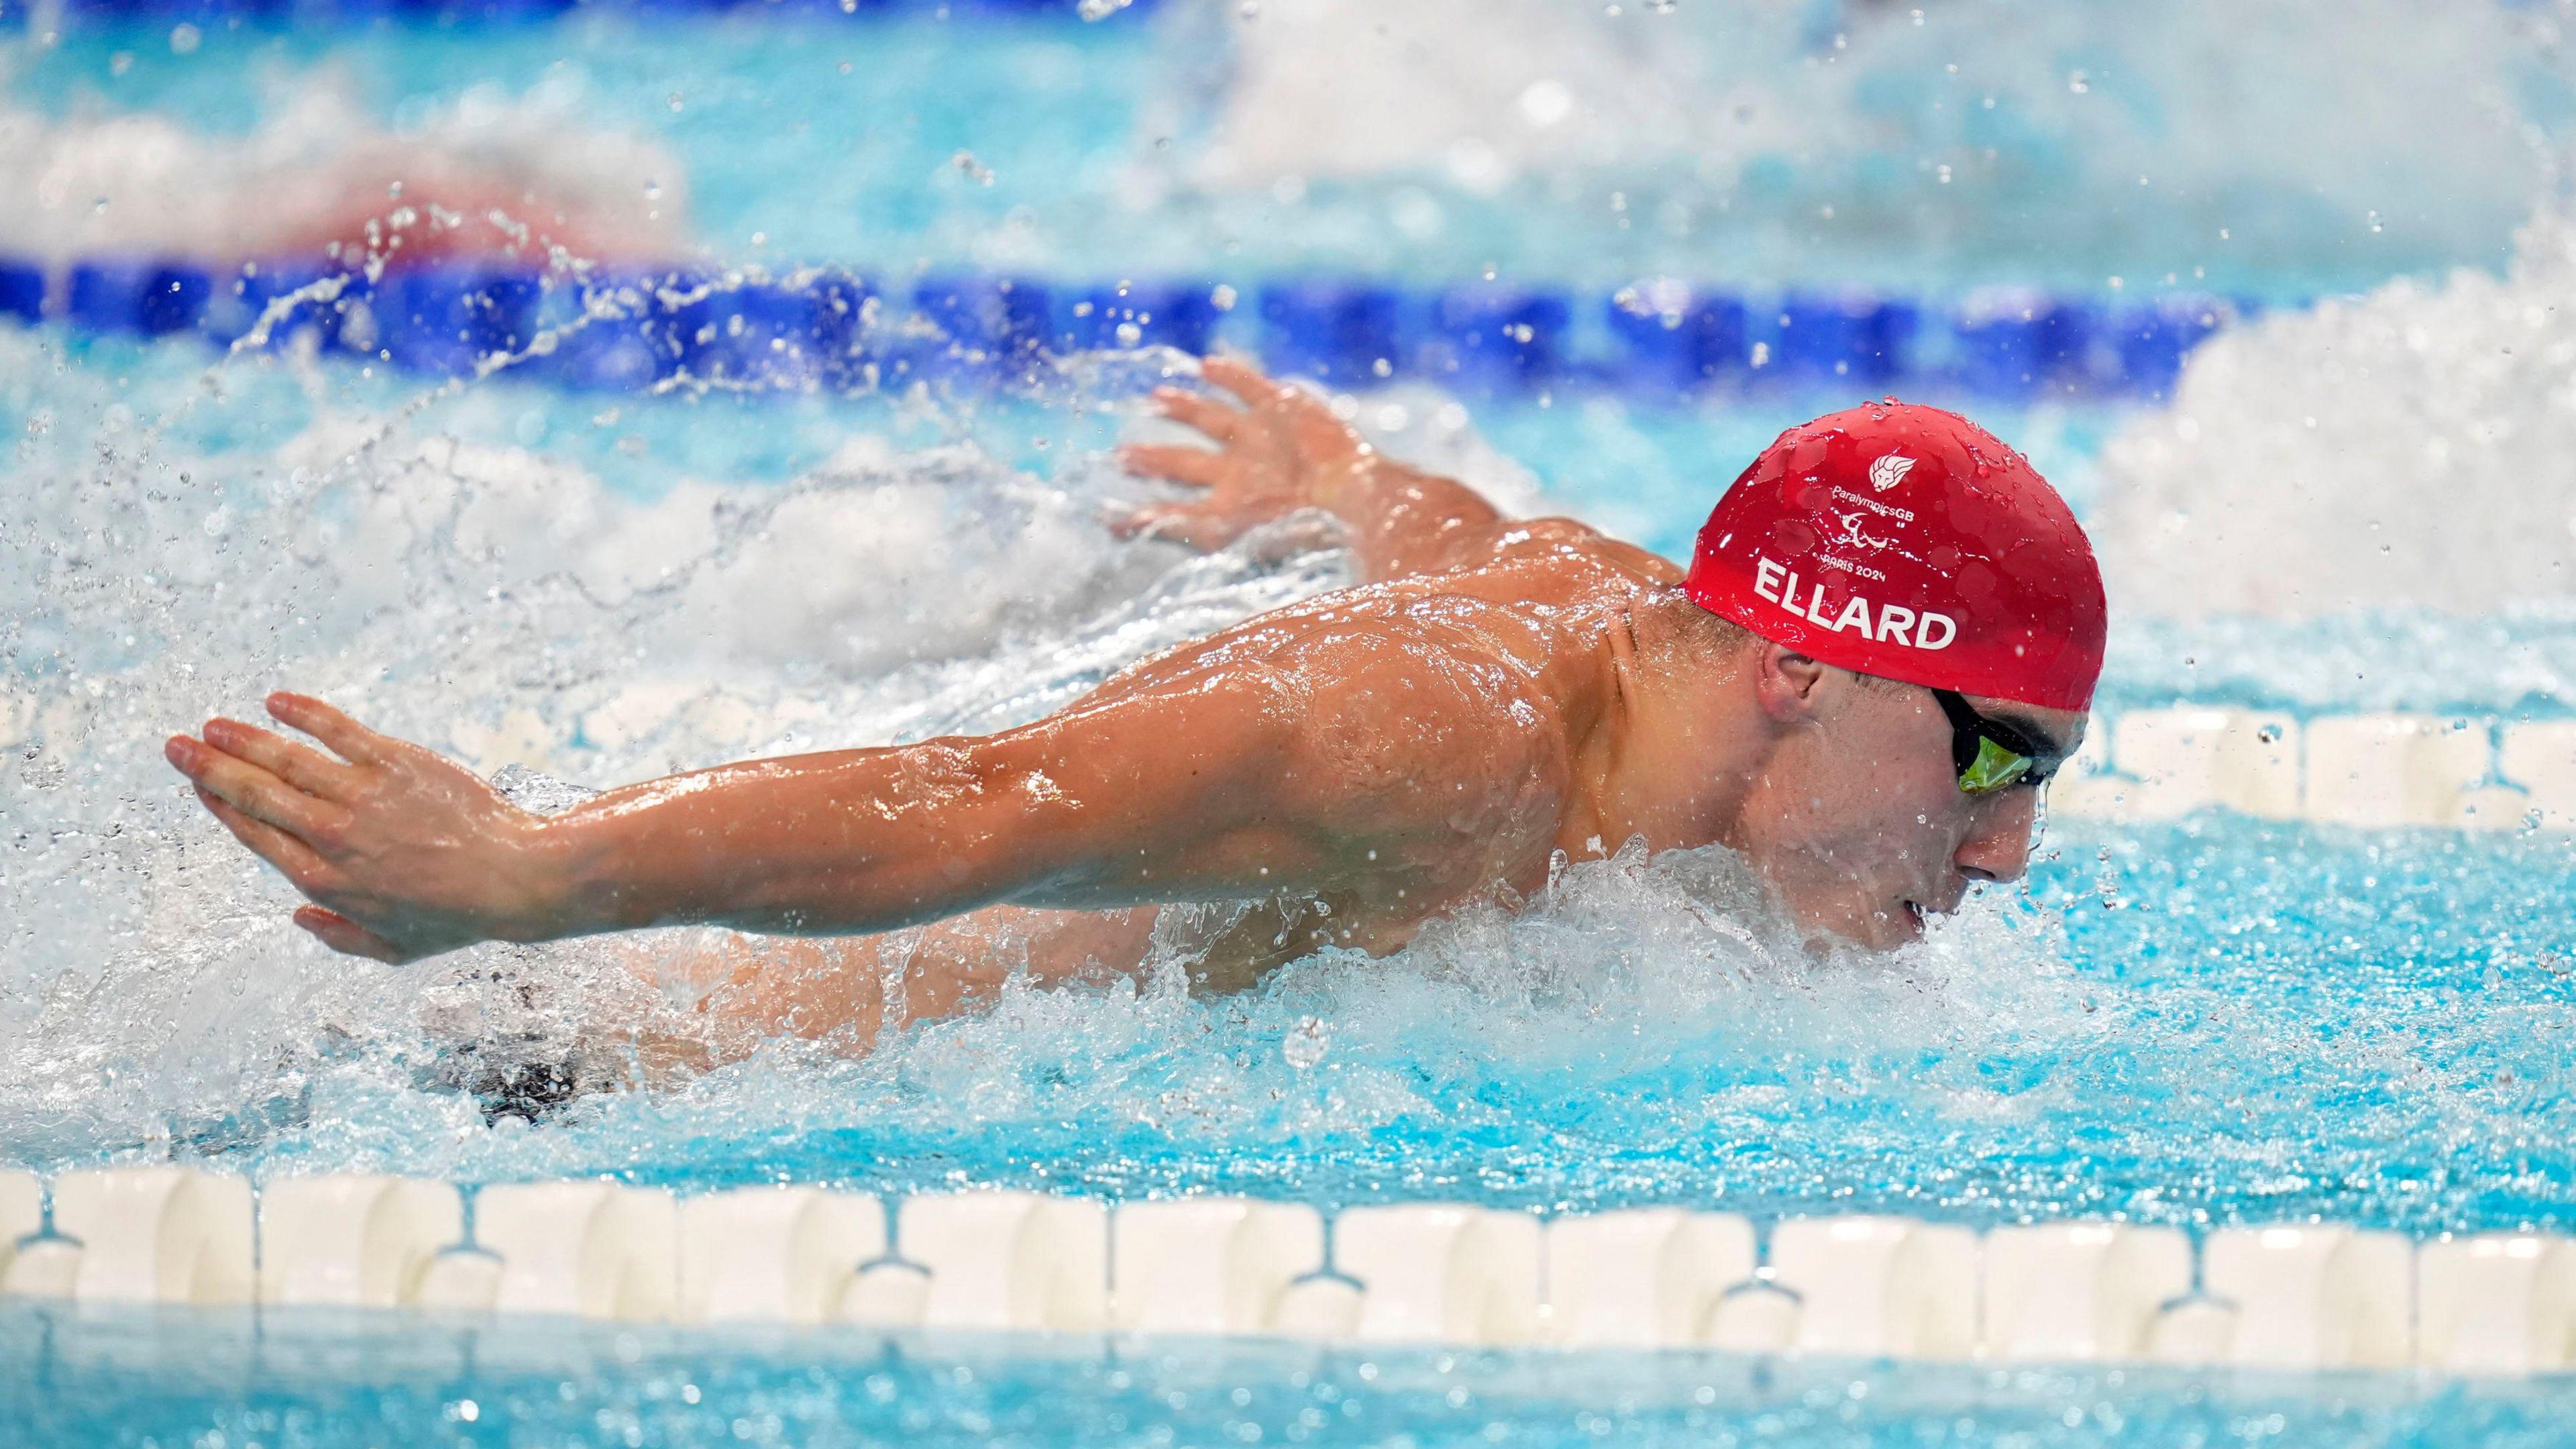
[1960,734,2036,795]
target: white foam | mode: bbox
[1189,0,2557,283]
[2097,207,2576,619]
[0,318,1361,1153]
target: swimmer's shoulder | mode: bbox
[1474,515,1684,594]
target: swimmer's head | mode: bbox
[1669,402,2104,949]
[1686,400,2106,710]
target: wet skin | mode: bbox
[164,359,2082,1057]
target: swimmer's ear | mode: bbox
[1750,643,1830,725]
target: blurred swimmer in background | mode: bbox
[0,99,681,272]
[164,357,2103,1067]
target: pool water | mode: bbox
[189,816,2576,1240]
[6,2,2573,291]
[5,306,2575,1439]
[7,2,2576,1445]
[10,1306,2576,1448]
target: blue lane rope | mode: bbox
[0,254,2243,403]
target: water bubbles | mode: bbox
[1281,1018,1328,1069]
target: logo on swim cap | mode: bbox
[1682,401,2107,712]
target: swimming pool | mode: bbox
[7,3,2576,1444]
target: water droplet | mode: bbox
[1283,1018,1329,1069]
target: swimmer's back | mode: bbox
[1286,513,1682,673]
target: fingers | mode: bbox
[1291,402,1373,465]
[1201,356,1293,410]
[196,786,405,961]
[266,692,388,766]
[202,718,362,801]
[193,786,341,896]
[1149,386,1243,443]
[294,906,410,964]
[168,733,350,843]
[1111,502,1232,551]
[1207,356,1349,439]
[1118,443,1228,488]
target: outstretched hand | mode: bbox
[1114,355,1510,585]
[164,693,562,963]
[1114,356,1381,551]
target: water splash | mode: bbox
[1186,0,2576,290]
[2096,205,2576,623]
[3,300,2575,1240]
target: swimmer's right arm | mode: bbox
[165,635,1547,963]
[1117,358,1511,582]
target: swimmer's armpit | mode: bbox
[1117,357,1511,582]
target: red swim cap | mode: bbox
[1683,400,2106,710]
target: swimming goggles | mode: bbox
[1931,688,2065,796]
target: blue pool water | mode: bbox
[8,3,2576,1444]
[7,305,2576,1440]
[197,816,2576,1239]
[6,3,2573,291]
[11,1307,2576,1448]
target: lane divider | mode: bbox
[0,254,2241,402]
[2049,710,2576,830]
[1,1166,2570,1375]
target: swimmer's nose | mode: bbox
[1953,788,2040,884]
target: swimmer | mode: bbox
[163,358,2104,1060]
[0,106,680,277]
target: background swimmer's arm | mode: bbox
[634,904,1163,1069]
[165,631,1555,963]
[1118,357,1513,582]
